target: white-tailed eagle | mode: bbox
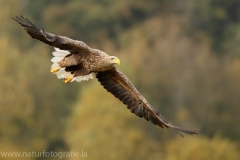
[13,16,197,136]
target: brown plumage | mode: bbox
[13,16,198,136]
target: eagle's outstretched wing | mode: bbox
[97,67,197,136]
[12,16,91,54]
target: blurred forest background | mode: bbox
[1,0,240,159]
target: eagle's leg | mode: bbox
[64,75,74,83]
[50,67,61,74]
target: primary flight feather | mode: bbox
[12,16,197,136]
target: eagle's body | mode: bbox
[58,47,116,72]
[13,16,197,136]
[51,47,119,82]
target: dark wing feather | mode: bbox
[97,67,198,136]
[12,16,93,54]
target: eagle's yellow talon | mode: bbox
[51,67,61,74]
[64,75,74,83]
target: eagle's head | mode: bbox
[109,56,120,65]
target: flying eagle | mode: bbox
[13,16,197,136]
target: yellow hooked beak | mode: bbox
[112,58,120,65]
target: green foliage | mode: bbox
[0,38,79,153]
[164,136,240,160]
[186,0,240,56]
